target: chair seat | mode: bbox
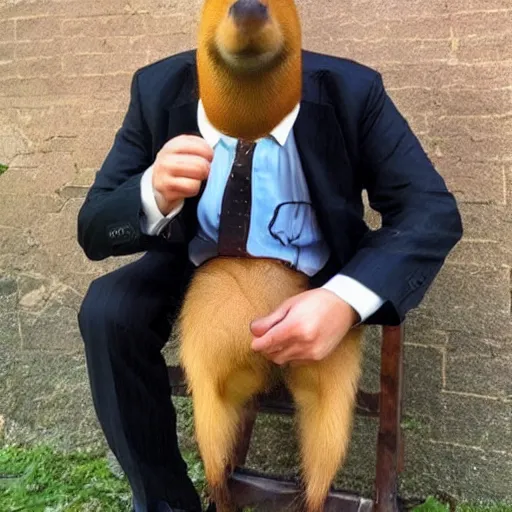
[167,366,380,417]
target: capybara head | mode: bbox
[197,0,302,140]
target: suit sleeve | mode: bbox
[340,73,463,325]
[77,70,184,261]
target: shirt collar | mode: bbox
[197,99,300,148]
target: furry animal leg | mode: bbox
[184,363,270,510]
[179,258,309,510]
[284,328,363,512]
[179,259,296,509]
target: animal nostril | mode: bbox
[229,0,268,23]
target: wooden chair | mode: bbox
[168,324,404,512]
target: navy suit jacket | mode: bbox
[77,49,463,326]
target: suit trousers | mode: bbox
[78,251,202,512]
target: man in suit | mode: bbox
[77,43,462,510]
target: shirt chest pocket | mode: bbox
[268,201,324,248]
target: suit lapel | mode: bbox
[165,58,200,139]
[294,91,356,267]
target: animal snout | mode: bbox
[229,0,269,26]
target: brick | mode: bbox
[447,0,512,9]
[9,151,74,170]
[145,14,192,35]
[16,17,61,41]
[346,39,451,65]
[452,11,512,38]
[449,240,512,267]
[144,34,195,61]
[347,0,452,23]
[46,0,134,18]
[0,165,74,195]
[446,333,512,397]
[60,35,145,55]
[418,264,511,338]
[406,114,429,135]
[430,115,512,139]
[0,1,51,19]
[0,42,15,61]
[62,15,147,38]
[0,19,15,43]
[380,62,512,90]
[15,39,62,59]
[48,73,132,96]
[73,148,111,169]
[403,438,512,502]
[62,52,146,76]
[437,88,511,116]
[0,0,131,19]
[79,109,124,130]
[0,194,63,229]
[67,129,118,153]
[69,168,97,187]
[0,276,17,312]
[403,345,443,418]
[428,134,511,162]
[0,133,30,162]
[0,77,53,97]
[458,34,512,63]
[507,165,512,206]
[362,16,450,41]
[125,0,185,15]
[8,106,81,142]
[387,87,435,114]
[16,57,61,78]
[457,203,509,242]
[0,60,16,80]
[431,394,512,451]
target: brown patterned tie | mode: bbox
[217,139,257,257]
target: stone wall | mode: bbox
[0,0,510,502]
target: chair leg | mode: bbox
[233,401,258,467]
[374,325,404,512]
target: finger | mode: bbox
[159,176,202,198]
[269,346,301,366]
[251,314,295,353]
[161,135,214,161]
[160,154,211,180]
[250,302,292,338]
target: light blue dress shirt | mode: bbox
[140,101,385,321]
[189,112,330,276]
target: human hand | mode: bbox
[152,135,214,215]
[250,289,359,365]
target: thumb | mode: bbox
[250,301,292,338]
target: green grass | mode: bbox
[1,445,510,512]
[0,444,207,512]
[0,164,8,176]
[412,496,512,512]
[0,444,132,511]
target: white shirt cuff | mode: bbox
[322,274,385,323]
[140,165,184,235]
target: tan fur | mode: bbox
[179,2,364,510]
[178,259,363,511]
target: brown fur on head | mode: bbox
[197,0,302,141]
